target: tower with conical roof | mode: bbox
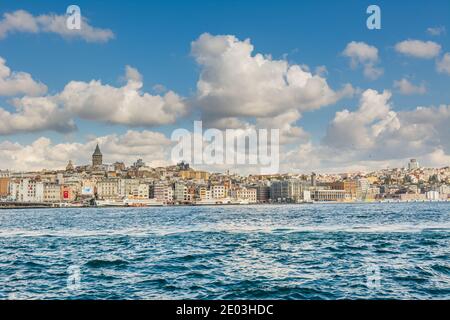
[92,144,103,167]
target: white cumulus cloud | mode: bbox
[0,66,187,135]
[395,40,441,59]
[342,41,383,80]
[0,56,47,96]
[0,10,114,43]
[0,130,173,171]
[58,66,186,127]
[0,96,76,135]
[191,33,354,132]
[393,78,426,95]
[436,53,450,75]
[427,26,446,36]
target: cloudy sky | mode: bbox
[0,0,449,173]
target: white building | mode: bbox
[118,179,140,198]
[231,187,257,203]
[426,191,440,201]
[43,183,61,203]
[211,185,226,199]
[153,183,173,203]
[174,183,188,202]
[97,179,119,199]
[9,179,44,202]
[408,159,420,170]
[128,183,150,199]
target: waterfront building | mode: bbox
[61,185,76,202]
[397,193,426,201]
[270,179,306,203]
[174,183,188,202]
[0,177,10,198]
[356,178,370,200]
[231,187,257,203]
[118,179,140,198]
[211,185,226,199]
[426,191,440,201]
[439,185,450,198]
[126,183,150,199]
[256,185,270,203]
[153,183,174,204]
[43,183,62,203]
[329,180,358,200]
[198,186,211,200]
[9,179,44,203]
[96,179,119,199]
[311,189,347,202]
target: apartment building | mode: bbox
[231,187,257,203]
[211,185,226,199]
[97,179,119,199]
[153,183,174,204]
[9,179,44,203]
[43,183,61,203]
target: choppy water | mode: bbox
[0,203,449,300]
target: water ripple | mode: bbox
[0,203,449,300]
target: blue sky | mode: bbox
[0,0,449,172]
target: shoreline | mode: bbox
[1,199,449,209]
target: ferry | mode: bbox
[124,198,164,207]
[95,199,125,207]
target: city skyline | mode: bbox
[0,1,449,174]
[0,142,447,176]
[1,142,448,207]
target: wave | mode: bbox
[85,258,129,268]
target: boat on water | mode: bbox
[95,198,165,207]
[194,198,254,206]
[95,199,125,207]
[124,198,164,207]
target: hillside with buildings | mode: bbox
[0,146,449,207]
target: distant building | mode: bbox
[408,159,419,171]
[256,185,270,203]
[174,182,188,202]
[133,159,145,169]
[153,183,173,204]
[113,162,126,172]
[92,144,103,167]
[66,160,74,172]
[211,185,226,199]
[180,170,210,181]
[61,185,77,202]
[9,179,44,203]
[426,191,440,201]
[198,186,211,200]
[0,177,10,198]
[231,187,257,203]
[330,180,358,200]
[270,179,306,203]
[97,179,119,199]
[312,189,347,202]
[126,183,150,199]
[43,183,62,203]
[119,179,139,198]
[311,172,317,187]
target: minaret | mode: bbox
[92,144,103,167]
